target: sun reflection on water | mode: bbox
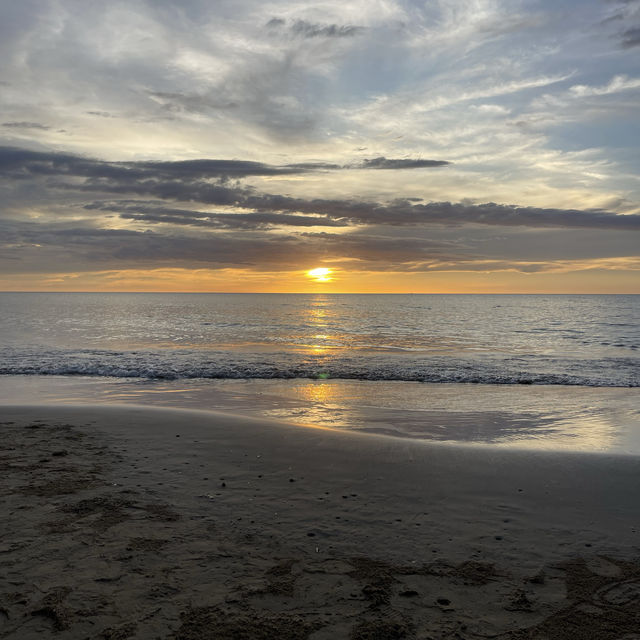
[299,296,341,356]
[298,381,336,404]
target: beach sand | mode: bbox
[1,403,639,639]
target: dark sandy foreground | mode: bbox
[1,404,639,639]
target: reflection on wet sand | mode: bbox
[267,381,640,451]
[0,376,638,454]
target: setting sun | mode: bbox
[307,268,333,283]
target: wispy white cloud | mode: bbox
[569,74,640,97]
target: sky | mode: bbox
[0,0,639,293]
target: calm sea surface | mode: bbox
[0,293,637,386]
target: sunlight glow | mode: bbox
[307,267,333,282]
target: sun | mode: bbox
[307,267,333,283]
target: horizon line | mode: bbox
[1,291,638,295]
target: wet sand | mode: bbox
[1,403,639,639]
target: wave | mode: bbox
[0,348,637,387]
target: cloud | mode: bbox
[404,256,640,274]
[0,217,462,274]
[267,18,365,38]
[620,25,640,47]
[147,91,238,113]
[4,212,637,278]
[356,157,450,169]
[0,147,449,188]
[290,19,364,38]
[84,201,351,229]
[0,146,324,181]
[2,146,636,232]
[85,111,117,118]
[79,186,640,232]
[2,122,50,130]
[569,74,640,97]
[396,201,640,230]
[600,0,640,47]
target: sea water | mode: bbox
[0,293,637,386]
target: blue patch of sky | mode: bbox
[551,120,640,153]
[332,31,417,102]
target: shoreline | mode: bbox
[2,403,639,638]
[1,375,639,454]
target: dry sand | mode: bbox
[1,403,639,639]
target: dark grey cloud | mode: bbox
[357,157,451,169]
[2,122,50,130]
[620,25,640,47]
[0,146,326,182]
[132,158,306,179]
[291,19,364,38]
[217,190,640,230]
[2,147,639,233]
[94,175,637,231]
[55,185,640,233]
[285,162,342,170]
[267,18,365,38]
[84,201,350,229]
[0,147,445,188]
[0,217,461,274]
[13,215,620,276]
[387,200,640,230]
[299,231,463,267]
[86,111,116,118]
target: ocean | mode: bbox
[1,293,638,386]
[1,292,638,451]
